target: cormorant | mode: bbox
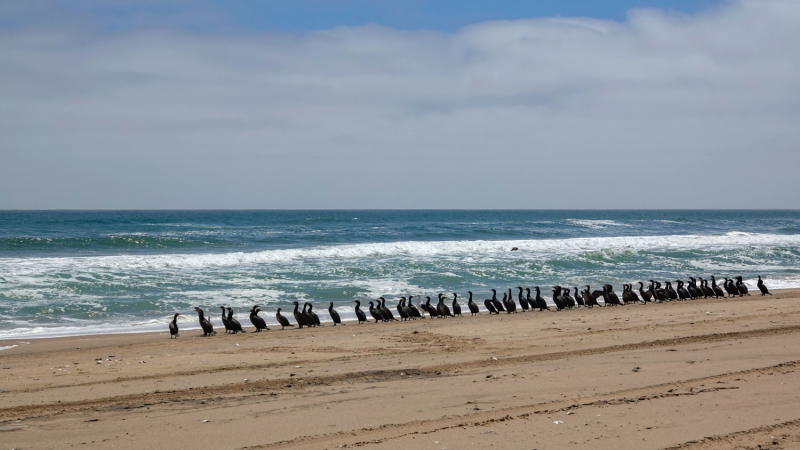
[574,287,586,306]
[396,297,410,321]
[622,284,633,304]
[583,285,600,308]
[525,288,537,310]
[490,289,505,312]
[169,313,180,338]
[437,294,453,317]
[638,282,652,303]
[407,296,423,319]
[652,281,668,302]
[467,291,480,316]
[220,306,231,334]
[276,308,294,330]
[329,302,343,325]
[757,276,772,296]
[250,306,268,331]
[517,287,530,311]
[484,296,498,314]
[605,285,622,305]
[698,278,714,298]
[452,293,462,317]
[736,276,750,296]
[368,301,383,323]
[676,281,690,300]
[551,287,566,310]
[628,284,642,303]
[505,288,517,313]
[534,287,549,310]
[401,297,415,319]
[307,303,322,326]
[561,286,576,309]
[353,300,367,324]
[665,281,678,301]
[425,296,440,318]
[379,297,396,321]
[293,301,309,328]
[227,307,244,333]
[301,303,316,327]
[722,278,737,297]
[709,276,725,298]
[193,307,216,336]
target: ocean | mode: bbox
[1,210,798,340]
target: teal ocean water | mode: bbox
[1,210,799,339]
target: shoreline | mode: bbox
[2,289,800,449]
[1,286,788,343]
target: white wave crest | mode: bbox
[1,231,798,274]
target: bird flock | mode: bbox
[169,275,772,338]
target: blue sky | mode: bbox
[1,0,799,209]
[6,0,724,32]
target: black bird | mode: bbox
[757,276,772,296]
[407,296,423,319]
[638,282,652,303]
[628,284,642,304]
[490,289,505,312]
[583,285,600,308]
[353,300,368,324]
[420,296,432,316]
[605,284,622,305]
[293,301,309,328]
[379,297,396,321]
[686,277,703,299]
[534,287,550,310]
[169,313,180,338]
[736,276,750,296]
[250,306,268,331]
[665,281,678,301]
[276,308,294,330]
[227,307,245,333]
[452,293,462,317]
[698,278,714,298]
[525,288,537,311]
[368,301,383,323]
[307,303,322,326]
[329,302,343,325]
[484,296,498,314]
[301,302,316,327]
[220,306,232,334]
[425,296,440,318]
[622,284,634,304]
[517,287,530,311]
[574,287,586,306]
[709,276,725,298]
[467,291,480,316]
[504,288,517,313]
[551,287,566,310]
[437,294,454,317]
[675,281,690,300]
[193,307,216,336]
[561,286,576,309]
[396,297,410,321]
[722,278,737,297]
[401,297,415,320]
[652,281,668,302]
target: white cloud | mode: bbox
[1,0,799,208]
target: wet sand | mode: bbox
[2,290,800,449]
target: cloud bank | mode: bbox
[1,0,799,209]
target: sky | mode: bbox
[1,0,799,209]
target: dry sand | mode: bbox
[2,290,800,449]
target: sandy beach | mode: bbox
[2,291,800,449]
